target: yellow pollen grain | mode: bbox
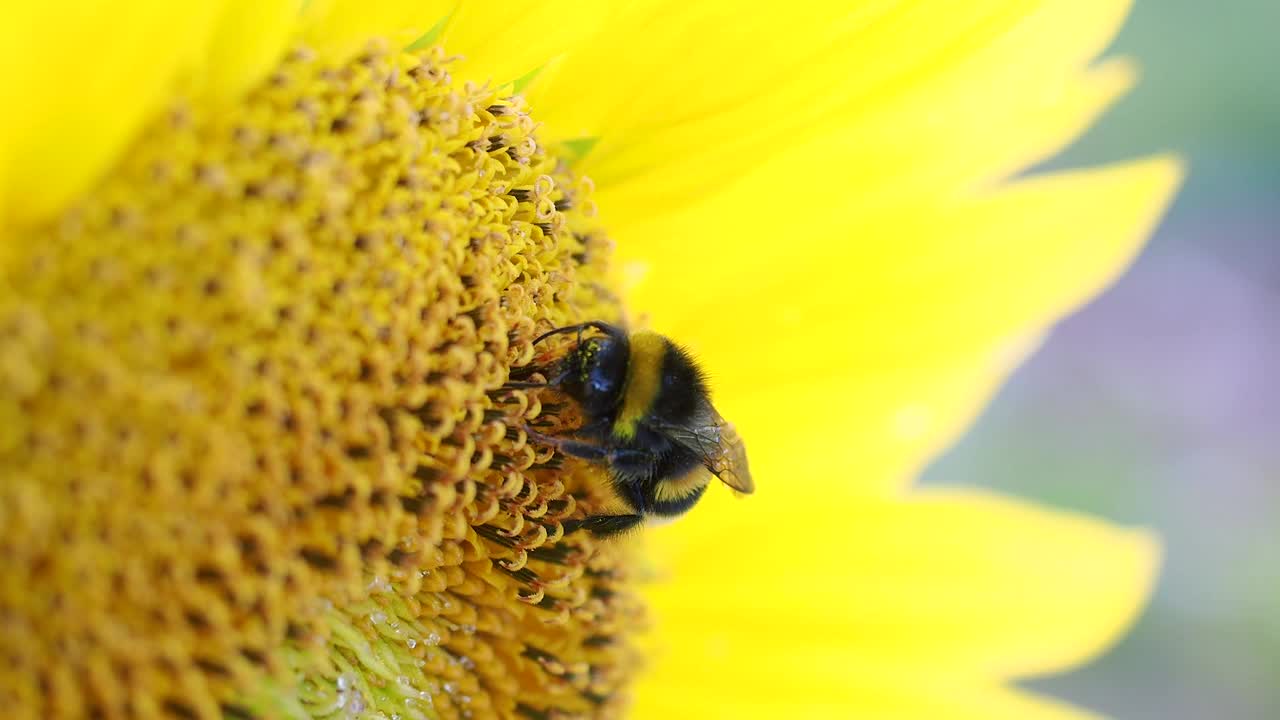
[0,42,639,720]
[612,331,666,441]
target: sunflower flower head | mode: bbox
[2,2,1181,719]
[1,39,643,719]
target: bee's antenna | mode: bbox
[531,321,623,347]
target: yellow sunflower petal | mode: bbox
[442,1,607,85]
[623,157,1177,501]
[300,0,600,85]
[643,490,1159,695]
[532,0,1134,216]
[599,56,1136,231]
[0,2,225,228]
[636,155,1181,393]
[716,334,1043,497]
[197,0,301,103]
[637,674,1100,720]
[299,0,448,61]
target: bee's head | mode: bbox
[557,324,630,419]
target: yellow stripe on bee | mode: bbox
[612,331,666,440]
[654,469,711,505]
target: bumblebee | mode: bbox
[512,321,753,537]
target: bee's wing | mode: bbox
[709,418,754,495]
[655,411,754,495]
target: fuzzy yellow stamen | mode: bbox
[0,42,639,720]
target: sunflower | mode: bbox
[0,1,1180,719]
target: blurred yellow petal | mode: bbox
[198,0,301,103]
[0,2,224,228]
[601,56,1136,231]
[643,490,1159,694]
[638,675,1101,720]
[639,155,1182,383]
[533,0,1134,217]
[299,0,448,61]
[443,1,607,85]
[850,157,1183,359]
[720,334,1043,497]
[769,156,1179,370]
[627,157,1179,501]
[300,0,600,84]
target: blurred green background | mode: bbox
[922,1,1280,718]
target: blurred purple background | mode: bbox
[922,1,1280,717]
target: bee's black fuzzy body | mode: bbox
[519,321,753,537]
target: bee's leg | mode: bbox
[561,514,645,538]
[523,426,655,539]
[523,427,612,462]
[524,427,656,469]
